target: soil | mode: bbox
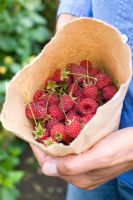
[18,144,67,200]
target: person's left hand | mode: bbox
[31,127,133,190]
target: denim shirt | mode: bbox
[57,0,133,187]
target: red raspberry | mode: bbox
[25,102,46,120]
[89,68,99,76]
[48,94,59,105]
[33,123,49,143]
[66,75,73,86]
[46,119,59,131]
[33,89,44,102]
[68,63,87,83]
[96,73,111,89]
[68,83,79,95]
[102,85,117,100]
[64,135,73,144]
[80,60,92,68]
[36,93,48,107]
[83,85,98,99]
[66,109,81,122]
[78,98,97,115]
[51,123,66,142]
[39,94,59,107]
[73,88,83,98]
[65,120,81,139]
[48,105,64,121]
[74,96,83,112]
[82,113,95,124]
[60,95,74,112]
[52,69,61,83]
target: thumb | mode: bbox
[42,149,99,176]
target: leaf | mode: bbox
[30,12,46,24]
[9,63,21,74]
[0,35,17,52]
[0,80,8,93]
[19,17,33,28]
[8,171,25,184]
[0,187,19,200]
[31,26,51,43]
[0,149,8,161]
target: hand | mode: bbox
[56,14,79,31]
[31,127,133,190]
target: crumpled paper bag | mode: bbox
[1,18,132,157]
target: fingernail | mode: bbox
[42,161,58,176]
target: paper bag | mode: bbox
[1,18,132,157]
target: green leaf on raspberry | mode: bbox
[32,122,45,139]
[61,68,71,81]
[46,81,59,93]
[112,79,120,89]
[43,138,55,146]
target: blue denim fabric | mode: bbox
[57,0,133,187]
[66,179,133,200]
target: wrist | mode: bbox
[56,14,79,32]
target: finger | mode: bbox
[30,144,48,167]
[61,174,93,189]
[41,146,108,177]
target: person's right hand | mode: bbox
[56,14,79,31]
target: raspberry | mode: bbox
[48,105,64,121]
[80,60,92,68]
[33,89,44,102]
[46,119,59,131]
[65,120,81,139]
[36,93,48,107]
[66,109,81,122]
[51,123,66,142]
[96,73,111,89]
[82,113,95,124]
[48,94,59,105]
[25,102,46,120]
[64,135,72,144]
[74,96,83,112]
[83,85,98,99]
[66,75,73,86]
[68,83,79,95]
[39,94,59,107]
[60,95,74,112]
[33,123,49,142]
[52,69,61,83]
[78,98,97,115]
[102,85,117,100]
[68,63,87,83]
[73,88,83,98]
[89,68,99,76]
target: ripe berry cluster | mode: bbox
[25,60,118,146]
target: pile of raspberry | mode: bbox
[25,60,118,146]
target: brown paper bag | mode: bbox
[1,18,132,157]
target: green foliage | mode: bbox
[0,0,52,105]
[0,124,25,200]
[0,1,58,200]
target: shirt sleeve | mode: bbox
[57,0,93,18]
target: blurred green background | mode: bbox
[0,1,67,200]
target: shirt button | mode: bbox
[121,34,128,43]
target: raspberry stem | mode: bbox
[70,72,97,81]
